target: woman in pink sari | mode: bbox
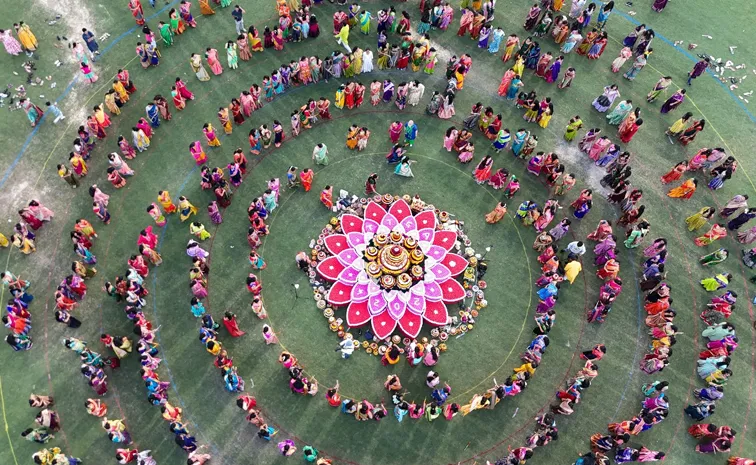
[136,118,153,138]
[272,27,284,50]
[440,4,454,30]
[240,91,255,117]
[190,141,207,165]
[588,136,611,161]
[205,48,223,75]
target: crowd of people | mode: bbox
[3,0,756,462]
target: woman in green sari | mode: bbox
[158,21,174,46]
[563,116,583,141]
[312,143,329,165]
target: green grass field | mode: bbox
[0,0,755,464]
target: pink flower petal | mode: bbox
[417,228,435,243]
[327,281,353,306]
[388,199,412,221]
[371,310,398,340]
[380,213,399,230]
[368,292,387,315]
[365,201,387,223]
[400,215,418,233]
[362,218,380,234]
[323,234,349,255]
[398,311,422,338]
[336,249,360,267]
[316,256,346,281]
[426,245,448,262]
[433,230,458,252]
[424,281,443,302]
[367,280,382,296]
[340,214,363,234]
[423,301,449,326]
[441,253,468,277]
[430,263,451,281]
[337,266,361,285]
[346,232,366,248]
[440,278,466,303]
[346,301,371,326]
[414,210,437,230]
[351,282,370,302]
[387,293,407,321]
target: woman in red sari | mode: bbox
[299,168,314,192]
[19,209,43,230]
[171,86,186,110]
[129,0,145,26]
[230,98,245,125]
[587,219,612,241]
[618,118,642,143]
[344,82,356,109]
[223,311,246,337]
[660,161,688,184]
[175,77,194,100]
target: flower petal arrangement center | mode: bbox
[314,197,471,341]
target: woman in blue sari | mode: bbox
[506,76,522,99]
[511,129,528,156]
[525,44,541,69]
[488,27,505,53]
[145,103,160,127]
[146,43,160,66]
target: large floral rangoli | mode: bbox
[309,195,486,352]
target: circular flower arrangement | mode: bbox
[308,195,487,352]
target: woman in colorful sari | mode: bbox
[178,197,198,222]
[660,89,686,114]
[606,99,632,125]
[312,143,329,165]
[248,26,264,51]
[667,178,697,199]
[299,168,314,191]
[485,202,507,224]
[169,9,185,35]
[217,107,232,135]
[145,103,160,128]
[272,26,284,50]
[685,206,715,231]
[648,76,673,103]
[205,48,223,75]
[623,51,648,80]
[158,21,173,46]
[188,54,209,81]
[180,1,197,27]
[20,99,43,127]
[501,34,519,62]
[679,119,705,145]
[473,156,493,184]
[129,0,146,25]
[359,10,372,34]
[394,157,415,177]
[190,141,207,165]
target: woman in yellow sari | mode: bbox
[14,22,37,56]
[104,91,121,115]
[113,80,130,102]
[334,84,345,109]
[667,178,697,199]
[345,125,359,150]
[199,0,215,15]
[158,191,178,214]
[178,196,198,222]
[411,45,426,72]
[685,206,715,231]
[248,26,263,51]
[93,105,111,128]
[217,107,232,134]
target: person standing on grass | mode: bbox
[688,58,709,86]
[232,5,246,35]
[82,28,100,60]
